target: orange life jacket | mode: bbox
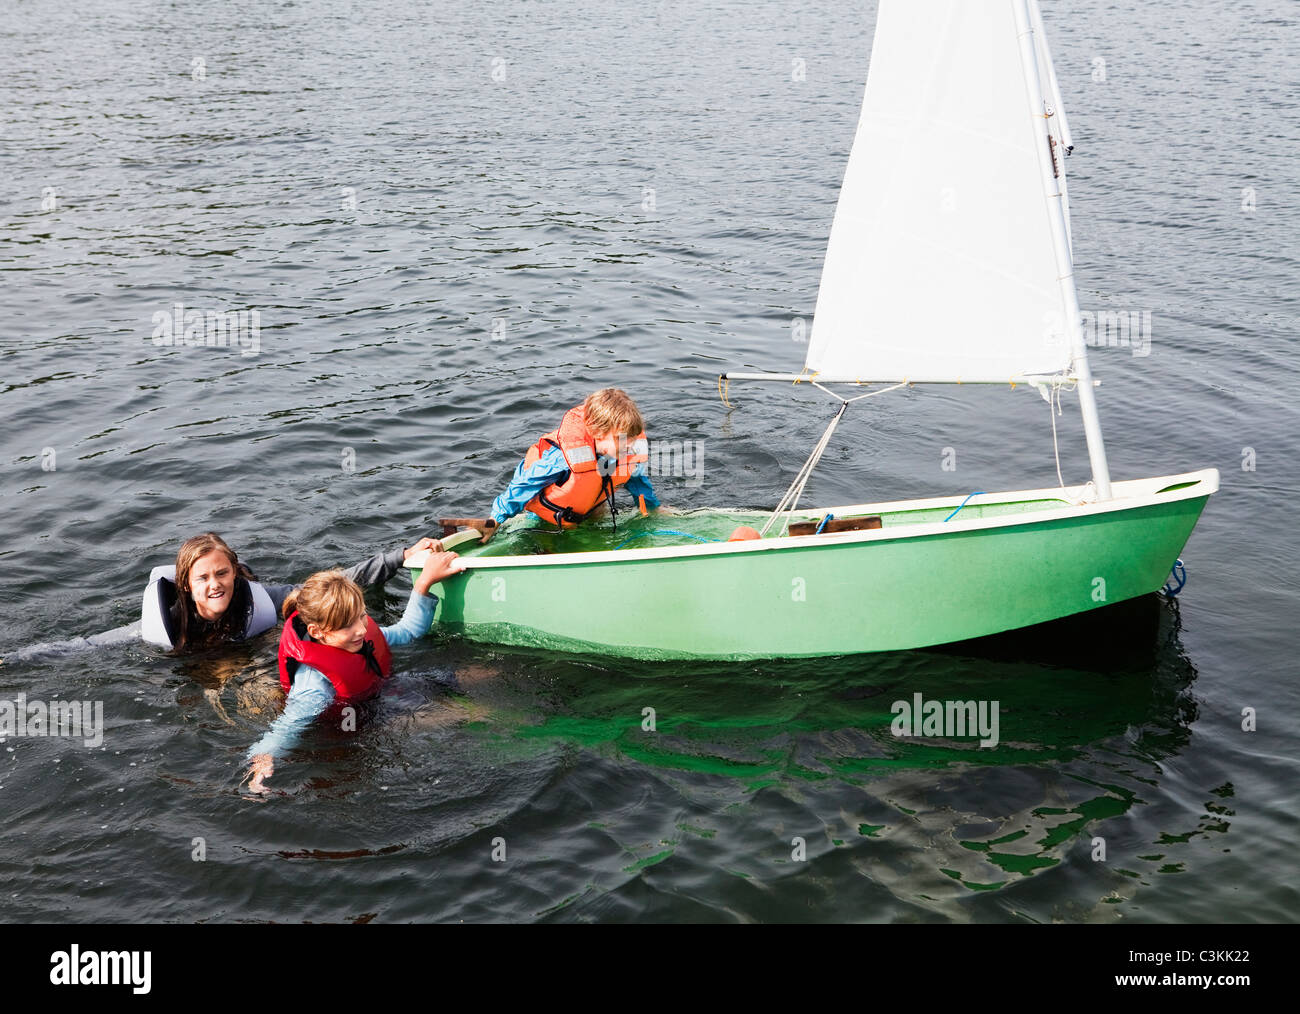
[524,405,648,528]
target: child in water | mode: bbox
[244,550,464,792]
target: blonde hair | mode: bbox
[583,388,645,438]
[281,570,365,631]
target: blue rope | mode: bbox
[943,491,987,522]
[1162,558,1187,597]
[613,529,718,551]
[814,513,834,535]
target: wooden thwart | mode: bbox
[787,515,882,537]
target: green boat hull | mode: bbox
[411,471,1216,661]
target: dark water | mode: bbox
[1,0,1296,922]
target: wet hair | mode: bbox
[172,532,257,652]
[280,570,365,632]
[583,388,645,439]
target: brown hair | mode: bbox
[583,388,645,439]
[281,570,366,631]
[172,532,257,652]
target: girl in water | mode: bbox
[4,532,442,660]
[244,550,464,793]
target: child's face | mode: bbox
[592,431,623,458]
[307,611,368,652]
[187,549,238,621]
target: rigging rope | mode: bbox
[1162,558,1187,597]
[759,380,908,537]
[1045,371,1077,491]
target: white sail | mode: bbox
[807,0,1078,383]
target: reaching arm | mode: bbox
[382,552,462,647]
[246,668,334,761]
[379,585,441,648]
[262,544,421,617]
[339,546,408,588]
[244,667,334,793]
[489,444,571,525]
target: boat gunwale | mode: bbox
[409,468,1219,571]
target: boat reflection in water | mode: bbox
[457,594,1215,917]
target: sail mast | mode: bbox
[1029,0,1073,251]
[1012,0,1112,499]
[1029,0,1073,152]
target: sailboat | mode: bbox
[408,0,1216,661]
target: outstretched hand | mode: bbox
[414,551,465,596]
[404,537,444,561]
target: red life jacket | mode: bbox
[524,405,648,528]
[277,611,392,701]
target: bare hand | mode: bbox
[404,537,443,561]
[247,754,273,794]
[414,551,465,595]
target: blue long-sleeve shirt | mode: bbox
[489,444,660,525]
[246,587,437,759]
